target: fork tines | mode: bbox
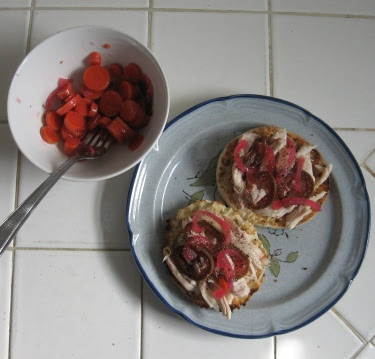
[83,128,113,149]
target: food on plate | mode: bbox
[40,52,154,155]
[216,126,333,229]
[163,200,269,320]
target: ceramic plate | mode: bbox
[127,95,370,338]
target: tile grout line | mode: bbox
[140,277,144,359]
[267,0,273,97]
[0,7,375,19]
[331,308,367,344]
[7,3,35,356]
[147,0,153,50]
[274,335,277,359]
[350,343,368,359]
[8,246,131,252]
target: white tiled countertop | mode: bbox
[0,1,374,358]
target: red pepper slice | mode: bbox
[272,197,321,211]
[214,276,232,299]
[233,139,249,173]
[191,210,231,246]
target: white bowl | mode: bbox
[7,25,169,181]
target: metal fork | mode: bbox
[0,129,113,257]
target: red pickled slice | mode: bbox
[191,210,231,246]
[244,171,276,209]
[272,197,321,211]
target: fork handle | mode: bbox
[0,155,80,256]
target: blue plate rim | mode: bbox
[126,94,371,338]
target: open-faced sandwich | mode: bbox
[163,200,269,320]
[216,126,333,229]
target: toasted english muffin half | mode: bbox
[163,200,269,320]
[216,126,332,229]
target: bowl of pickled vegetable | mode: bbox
[7,25,169,181]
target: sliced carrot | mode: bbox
[74,101,89,116]
[62,125,86,138]
[40,126,59,144]
[45,110,63,131]
[63,137,81,157]
[82,97,92,105]
[57,83,74,100]
[97,116,111,127]
[119,81,136,100]
[64,92,78,103]
[81,83,103,100]
[64,111,86,133]
[106,116,137,143]
[60,126,74,141]
[89,52,101,66]
[87,101,98,118]
[57,94,82,116]
[87,114,101,131]
[123,63,143,83]
[109,63,123,77]
[83,65,110,91]
[120,99,145,124]
[99,90,122,117]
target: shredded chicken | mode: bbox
[232,277,251,298]
[296,144,316,180]
[232,167,246,194]
[199,281,219,311]
[285,191,327,229]
[250,184,266,205]
[217,296,231,320]
[255,205,296,219]
[314,164,333,190]
[269,128,287,154]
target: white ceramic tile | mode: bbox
[0,125,18,225]
[11,250,141,359]
[336,131,375,164]
[16,156,133,249]
[272,15,375,129]
[365,149,375,174]
[153,0,267,11]
[35,0,148,7]
[0,0,31,6]
[142,283,274,359]
[0,250,12,359]
[0,10,29,120]
[30,9,148,50]
[272,0,375,16]
[356,343,375,359]
[334,170,375,341]
[152,11,268,121]
[277,311,362,359]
